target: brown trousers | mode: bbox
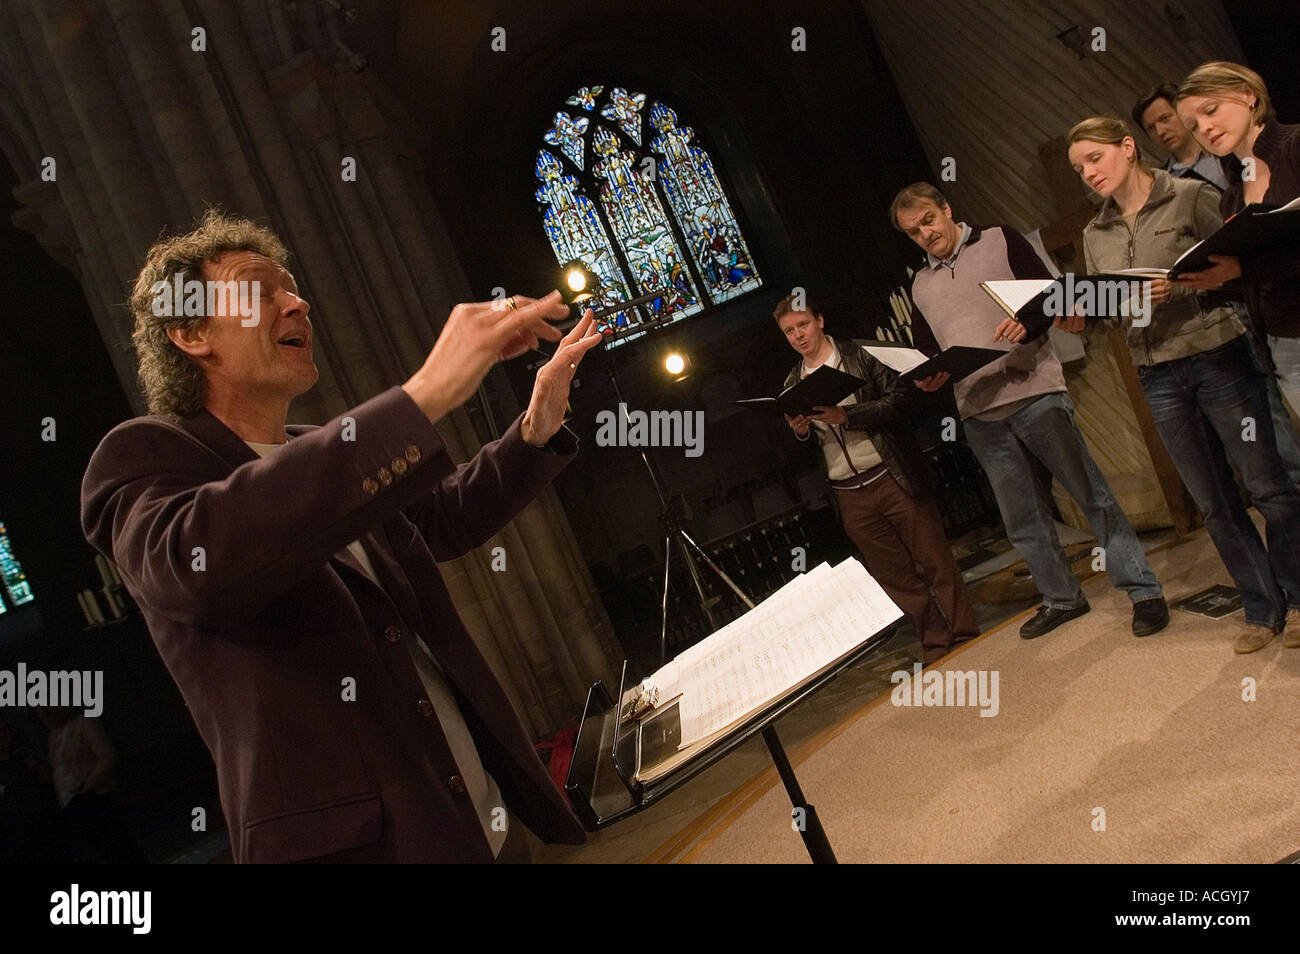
[835,473,980,664]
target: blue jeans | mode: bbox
[1267,333,1300,426]
[964,392,1163,609]
[1242,333,1300,487]
[1138,335,1300,630]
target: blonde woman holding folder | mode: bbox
[1069,115,1300,652]
[1176,62,1300,416]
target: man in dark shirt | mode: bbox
[1133,83,1229,190]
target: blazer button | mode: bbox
[405,444,421,464]
[384,625,401,642]
[449,775,466,794]
[377,466,393,487]
[361,477,379,495]
[391,457,408,475]
[417,699,434,717]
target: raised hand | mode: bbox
[402,291,569,424]
[521,309,604,446]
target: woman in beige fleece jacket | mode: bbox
[1068,116,1300,654]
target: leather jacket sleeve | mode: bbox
[842,346,920,432]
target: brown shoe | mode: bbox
[1234,626,1276,654]
[1283,609,1300,649]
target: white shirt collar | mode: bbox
[802,338,840,377]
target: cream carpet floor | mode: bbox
[682,525,1300,863]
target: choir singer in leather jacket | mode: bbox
[777,294,980,665]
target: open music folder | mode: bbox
[1168,195,1300,278]
[732,364,864,417]
[859,341,1008,383]
[621,558,903,784]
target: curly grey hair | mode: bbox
[129,208,289,416]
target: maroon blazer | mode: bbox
[81,385,587,862]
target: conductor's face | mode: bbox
[779,309,826,359]
[169,250,318,408]
[896,199,960,260]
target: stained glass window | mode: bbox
[535,87,761,345]
[566,86,603,112]
[0,520,34,610]
[544,111,589,170]
[649,104,759,306]
[601,88,645,145]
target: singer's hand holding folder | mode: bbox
[1169,195,1300,278]
[733,364,864,416]
[980,273,1159,323]
[859,341,1008,383]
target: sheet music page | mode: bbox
[980,278,1056,313]
[1107,268,1170,278]
[675,559,902,747]
[651,658,680,705]
[860,344,928,374]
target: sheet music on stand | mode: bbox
[617,558,903,784]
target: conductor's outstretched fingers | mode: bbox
[495,292,570,360]
[522,308,603,445]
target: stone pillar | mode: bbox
[0,0,620,736]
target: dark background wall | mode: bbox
[1225,2,1300,123]
[359,0,941,579]
[0,153,134,649]
[0,153,214,853]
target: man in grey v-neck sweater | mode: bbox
[890,183,1167,640]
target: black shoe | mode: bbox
[1132,597,1170,637]
[1020,601,1090,639]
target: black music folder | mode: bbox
[1168,197,1300,278]
[734,364,864,416]
[901,345,1008,382]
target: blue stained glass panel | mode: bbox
[590,127,701,320]
[600,88,646,145]
[649,103,760,303]
[544,112,589,169]
[535,151,633,335]
[0,520,34,608]
[565,86,604,111]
